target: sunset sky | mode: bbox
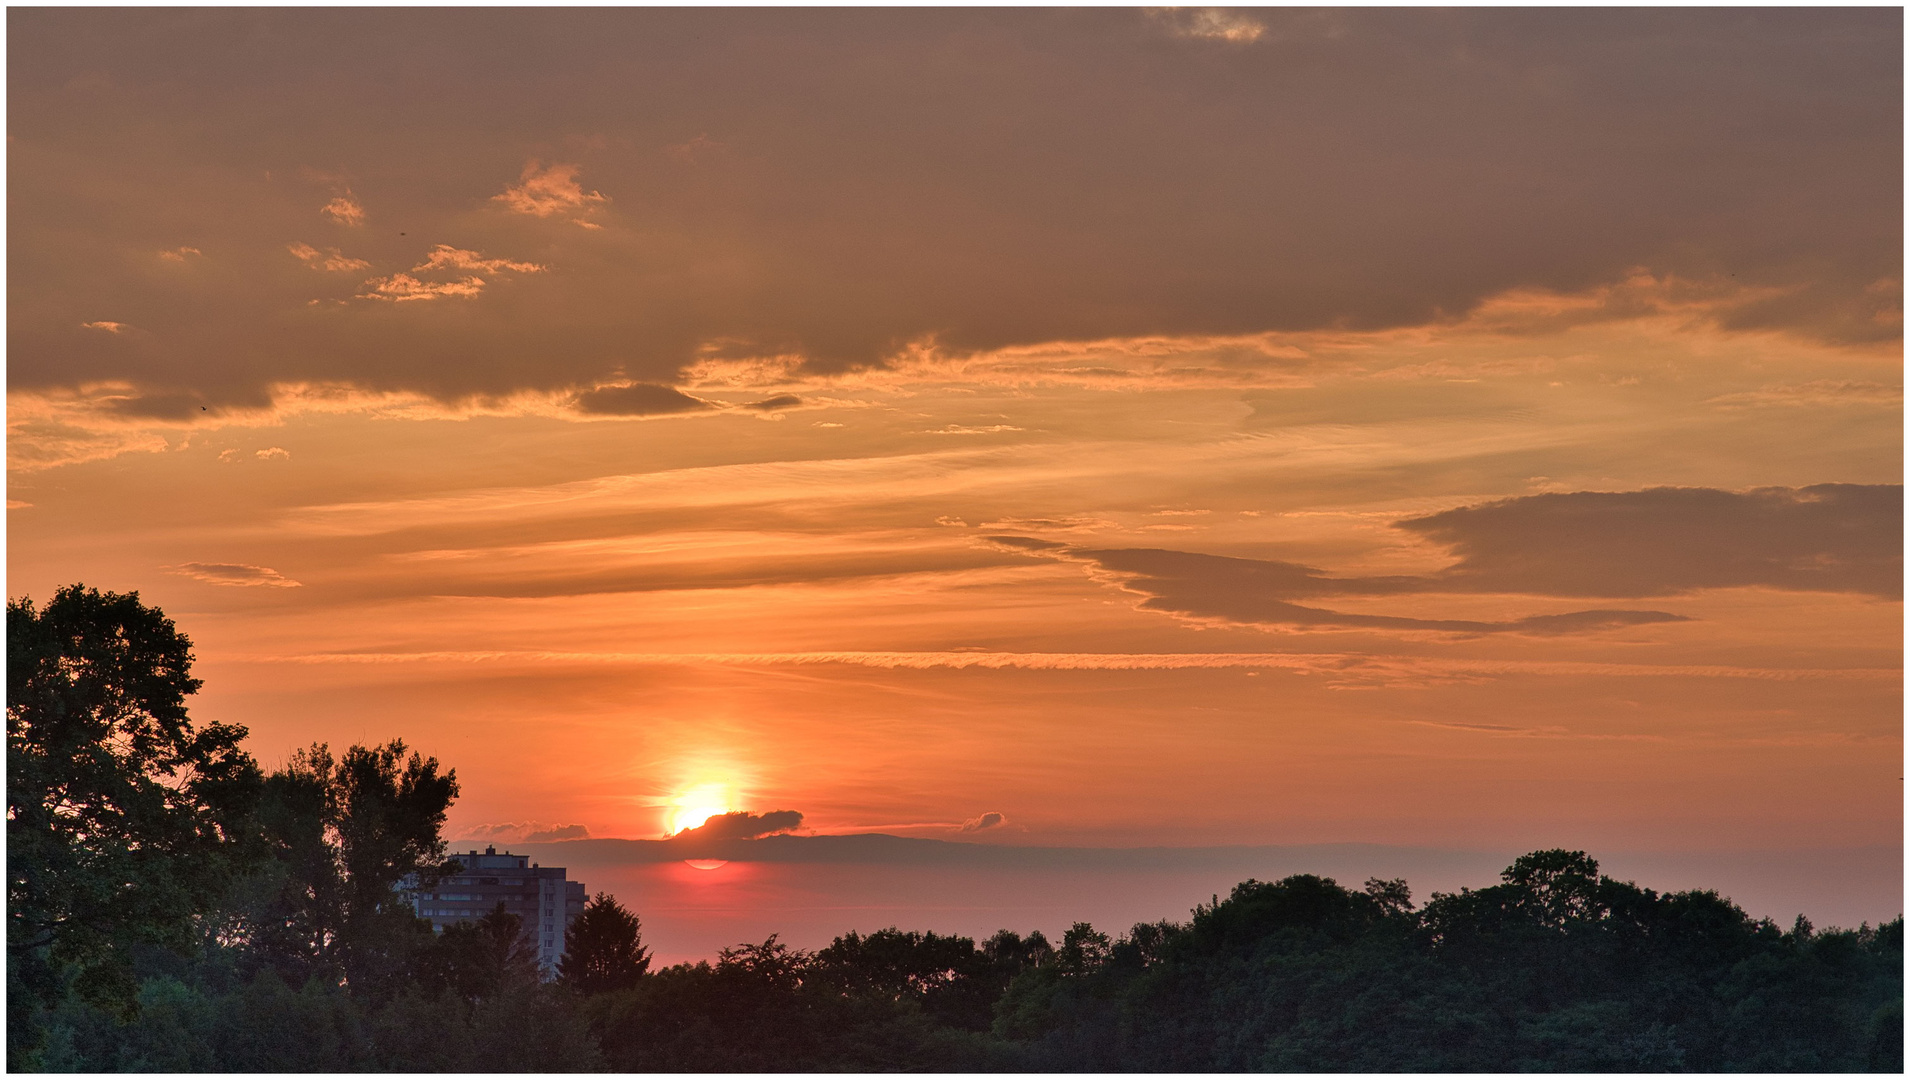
[8,9,1901,949]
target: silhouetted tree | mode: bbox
[559,892,650,995]
[229,740,458,998]
[7,586,261,1069]
[425,904,542,1002]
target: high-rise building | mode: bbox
[410,846,587,974]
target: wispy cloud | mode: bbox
[236,647,1897,689]
[926,424,1025,435]
[449,821,592,844]
[321,193,365,227]
[79,320,126,334]
[288,242,371,272]
[1149,7,1268,43]
[1705,380,1903,409]
[356,273,486,302]
[157,246,202,263]
[167,562,301,588]
[355,244,545,303]
[493,160,608,224]
[977,484,1901,637]
[413,244,546,275]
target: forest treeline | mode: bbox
[11,586,1903,1072]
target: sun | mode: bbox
[664,782,734,836]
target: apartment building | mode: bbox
[411,846,588,974]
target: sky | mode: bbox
[8,9,1903,945]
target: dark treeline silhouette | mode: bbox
[10,586,1903,1071]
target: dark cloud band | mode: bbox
[9,8,1899,404]
[994,484,1902,635]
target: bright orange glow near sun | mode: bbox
[664,782,735,837]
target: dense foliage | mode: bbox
[11,587,1902,1072]
[8,587,259,1070]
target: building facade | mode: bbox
[411,846,588,974]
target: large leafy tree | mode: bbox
[238,740,459,998]
[7,585,261,1068]
[559,892,651,994]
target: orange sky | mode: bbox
[7,10,1902,925]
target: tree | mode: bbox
[233,740,458,998]
[427,903,543,1002]
[1501,849,1604,927]
[558,892,650,995]
[1054,922,1112,975]
[7,586,261,1069]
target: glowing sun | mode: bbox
[664,782,734,837]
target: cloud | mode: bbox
[450,821,592,844]
[288,242,371,272]
[256,446,290,459]
[1149,7,1269,43]
[572,383,714,417]
[80,321,125,333]
[668,810,804,842]
[1007,540,1689,635]
[250,647,1898,691]
[740,394,803,412]
[1705,380,1903,409]
[356,273,486,302]
[413,244,545,275]
[157,246,201,263]
[1397,484,1903,600]
[167,562,301,588]
[8,10,1896,405]
[493,160,607,220]
[961,811,1006,832]
[321,193,365,227]
[988,484,1902,635]
[926,424,1024,435]
[352,245,544,303]
[105,391,228,420]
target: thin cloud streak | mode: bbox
[232,649,1897,684]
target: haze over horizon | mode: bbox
[8,8,1901,948]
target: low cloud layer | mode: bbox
[669,810,805,842]
[995,485,1902,635]
[451,821,591,844]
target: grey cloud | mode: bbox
[669,810,804,842]
[1397,484,1903,600]
[741,394,803,411]
[352,547,1028,602]
[986,535,1070,554]
[167,562,301,588]
[572,383,713,417]
[105,385,275,421]
[995,484,1900,634]
[1001,541,1685,635]
[961,811,1006,832]
[452,821,591,844]
[7,8,1899,405]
